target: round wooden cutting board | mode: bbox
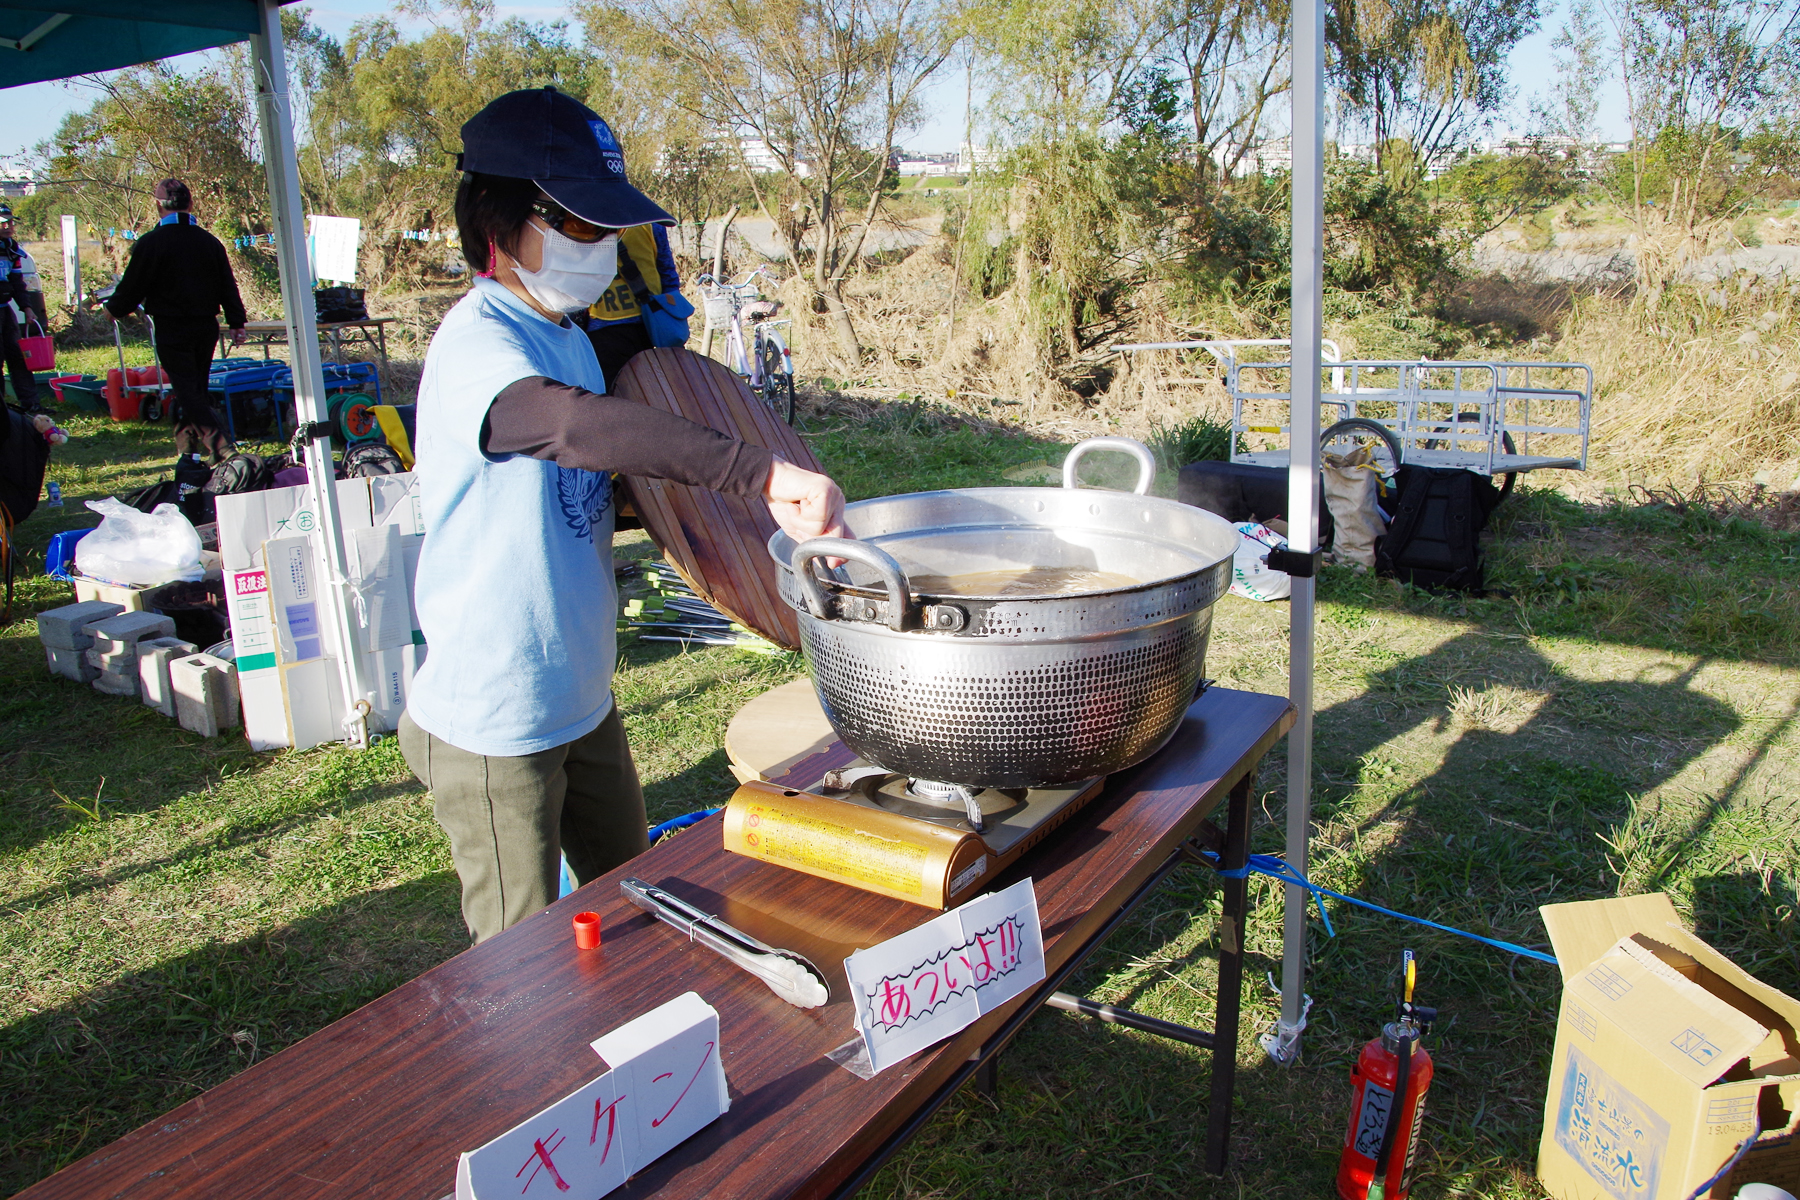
[611,348,825,650]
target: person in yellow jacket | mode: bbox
[585,222,693,386]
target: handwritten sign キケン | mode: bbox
[844,877,1046,1074]
[454,991,729,1200]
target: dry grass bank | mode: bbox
[754,234,1800,498]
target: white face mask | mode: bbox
[511,222,618,314]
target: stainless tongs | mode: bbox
[620,878,830,1009]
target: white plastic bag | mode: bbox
[1229,521,1291,601]
[75,497,204,586]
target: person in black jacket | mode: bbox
[104,179,247,460]
[0,205,40,412]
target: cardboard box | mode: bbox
[1538,893,1800,1200]
[215,480,374,574]
[215,474,428,750]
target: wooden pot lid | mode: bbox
[611,347,821,650]
[724,676,837,783]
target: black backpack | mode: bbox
[342,441,403,477]
[1375,466,1500,592]
[207,452,281,497]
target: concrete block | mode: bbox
[86,612,178,674]
[92,669,140,698]
[36,600,126,651]
[138,638,199,717]
[45,643,100,683]
[86,645,138,673]
[171,653,240,738]
[88,610,176,649]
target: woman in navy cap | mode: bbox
[399,87,847,943]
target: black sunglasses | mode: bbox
[529,199,609,243]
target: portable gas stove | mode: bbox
[719,678,1108,909]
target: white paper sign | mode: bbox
[306,214,361,284]
[844,877,1046,1074]
[455,992,728,1200]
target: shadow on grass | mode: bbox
[0,871,466,1195]
[4,779,421,920]
[1691,868,1800,996]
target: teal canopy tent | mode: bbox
[1,0,374,747]
[0,3,266,87]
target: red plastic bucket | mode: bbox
[104,368,140,421]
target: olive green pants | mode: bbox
[399,705,649,944]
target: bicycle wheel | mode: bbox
[757,334,795,424]
[1321,417,1402,475]
[1423,412,1516,504]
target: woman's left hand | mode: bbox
[765,458,847,545]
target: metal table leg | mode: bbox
[1204,772,1253,1174]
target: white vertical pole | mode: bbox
[1273,0,1324,1064]
[250,0,369,747]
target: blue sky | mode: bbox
[3,0,1628,165]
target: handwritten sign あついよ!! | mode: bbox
[454,991,729,1199]
[844,877,1046,1074]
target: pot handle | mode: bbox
[792,537,913,632]
[1062,436,1156,495]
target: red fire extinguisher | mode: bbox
[1336,950,1438,1200]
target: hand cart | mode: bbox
[1114,339,1593,491]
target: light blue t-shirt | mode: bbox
[407,277,617,756]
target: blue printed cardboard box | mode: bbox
[1538,894,1800,1200]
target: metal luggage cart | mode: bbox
[1113,339,1592,483]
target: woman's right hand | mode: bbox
[764,458,847,548]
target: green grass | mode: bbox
[3,406,1797,1197]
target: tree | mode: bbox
[1532,0,1608,152]
[1161,0,1291,190]
[587,0,955,360]
[38,60,266,281]
[1608,0,1800,232]
[1328,0,1543,178]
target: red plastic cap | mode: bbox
[573,911,602,950]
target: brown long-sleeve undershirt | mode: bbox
[481,375,775,495]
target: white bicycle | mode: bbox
[697,266,795,423]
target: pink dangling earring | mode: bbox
[478,238,498,278]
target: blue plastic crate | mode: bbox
[45,527,91,581]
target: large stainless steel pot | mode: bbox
[768,438,1240,789]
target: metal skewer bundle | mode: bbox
[622,562,784,655]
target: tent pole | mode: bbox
[250,0,369,748]
[1266,0,1325,1066]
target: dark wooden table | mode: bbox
[241,317,395,381]
[21,687,1292,1200]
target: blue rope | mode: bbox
[648,807,723,845]
[1196,848,1559,965]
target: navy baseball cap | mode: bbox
[460,87,674,229]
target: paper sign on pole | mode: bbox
[306,214,360,284]
[455,991,728,1200]
[59,215,81,306]
[844,877,1046,1074]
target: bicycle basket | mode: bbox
[702,291,736,325]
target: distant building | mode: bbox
[0,168,35,198]
[736,137,811,178]
[957,142,1000,173]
